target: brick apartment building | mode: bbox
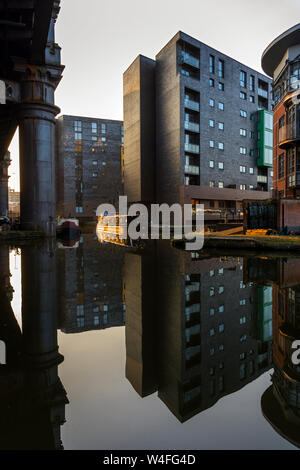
[124,31,274,216]
[56,115,124,220]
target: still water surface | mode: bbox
[1,234,299,450]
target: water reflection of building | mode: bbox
[124,243,273,422]
[57,233,125,334]
[260,258,300,448]
[0,241,68,450]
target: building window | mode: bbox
[101,123,106,134]
[250,95,255,103]
[250,75,255,91]
[209,181,215,187]
[92,172,98,177]
[218,102,224,111]
[218,122,224,130]
[210,98,215,107]
[218,142,224,150]
[240,91,247,100]
[219,344,224,352]
[250,149,255,156]
[218,181,224,188]
[240,110,247,118]
[240,70,247,88]
[219,324,225,333]
[92,136,97,142]
[92,160,98,166]
[240,129,247,137]
[279,115,285,128]
[250,113,255,121]
[210,308,215,316]
[218,286,224,294]
[210,328,215,336]
[210,287,215,296]
[92,122,97,134]
[209,119,215,127]
[249,167,254,174]
[240,334,247,343]
[240,316,246,324]
[209,78,215,87]
[219,305,224,313]
[249,185,254,190]
[74,121,82,132]
[210,347,215,357]
[209,160,215,168]
[218,162,224,170]
[218,82,224,91]
[94,316,100,326]
[240,147,246,155]
[76,206,83,214]
[240,298,246,306]
[279,153,284,179]
[218,59,224,78]
[240,184,246,190]
[250,131,255,139]
[209,55,215,74]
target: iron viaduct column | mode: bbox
[18,2,63,235]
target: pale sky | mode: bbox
[8,0,300,189]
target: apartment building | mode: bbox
[57,234,125,334]
[124,243,273,422]
[56,115,124,220]
[124,31,274,215]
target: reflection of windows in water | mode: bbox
[77,317,85,328]
[94,316,100,326]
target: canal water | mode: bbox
[0,233,299,450]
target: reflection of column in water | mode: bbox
[0,240,68,450]
[21,239,61,366]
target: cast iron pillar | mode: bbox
[0,152,10,217]
[18,2,63,235]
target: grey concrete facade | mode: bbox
[56,115,124,220]
[124,31,274,212]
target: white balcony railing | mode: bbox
[258,88,268,99]
[185,143,200,154]
[257,175,268,183]
[184,99,200,112]
[184,164,200,175]
[184,121,200,133]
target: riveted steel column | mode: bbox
[18,69,60,235]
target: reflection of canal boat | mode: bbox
[96,214,144,248]
[57,237,80,249]
[56,218,81,239]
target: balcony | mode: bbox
[185,121,200,133]
[185,164,200,175]
[180,52,200,69]
[258,88,268,99]
[279,125,300,149]
[184,99,200,112]
[185,143,200,154]
[257,175,268,183]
